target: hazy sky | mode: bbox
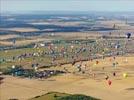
[1,0,134,13]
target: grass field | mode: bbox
[30,92,99,100]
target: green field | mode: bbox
[30,92,100,100]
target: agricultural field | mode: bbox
[0,12,134,100]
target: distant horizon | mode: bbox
[1,0,134,13]
[1,10,134,15]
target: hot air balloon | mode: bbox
[108,80,112,86]
[126,33,131,39]
[123,73,128,78]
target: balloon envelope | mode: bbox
[123,73,128,78]
[126,33,131,39]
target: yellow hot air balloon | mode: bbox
[123,73,128,78]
